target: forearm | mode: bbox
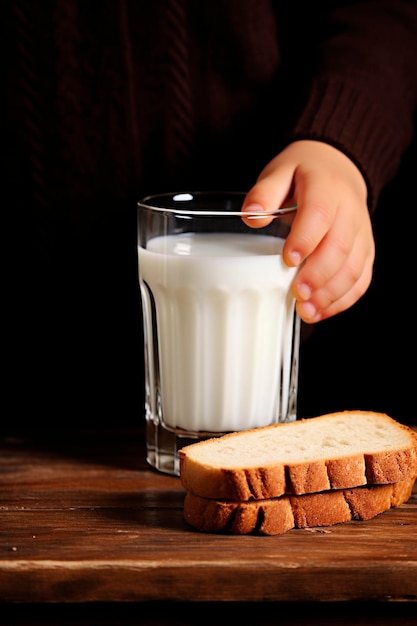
[282,0,417,210]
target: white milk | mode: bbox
[139,232,297,433]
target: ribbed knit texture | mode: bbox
[159,0,195,178]
[6,0,416,210]
[287,1,417,210]
[291,77,402,211]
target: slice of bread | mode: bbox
[179,411,417,501]
[183,478,415,535]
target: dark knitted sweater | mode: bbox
[5,1,417,209]
[4,0,417,425]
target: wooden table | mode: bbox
[0,427,416,625]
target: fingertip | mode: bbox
[285,249,302,267]
[242,202,264,213]
[241,203,272,229]
[296,301,322,324]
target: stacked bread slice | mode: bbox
[179,411,417,535]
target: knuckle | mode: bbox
[307,199,333,224]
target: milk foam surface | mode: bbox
[139,232,297,433]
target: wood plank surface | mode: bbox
[0,428,416,613]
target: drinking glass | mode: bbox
[137,191,300,475]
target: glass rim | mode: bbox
[137,191,297,218]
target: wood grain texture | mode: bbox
[0,429,416,607]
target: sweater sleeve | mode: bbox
[283,1,417,211]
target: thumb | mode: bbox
[241,163,295,229]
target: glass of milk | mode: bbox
[137,192,300,475]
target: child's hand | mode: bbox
[242,140,375,323]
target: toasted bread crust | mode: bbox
[183,478,415,535]
[179,412,417,501]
